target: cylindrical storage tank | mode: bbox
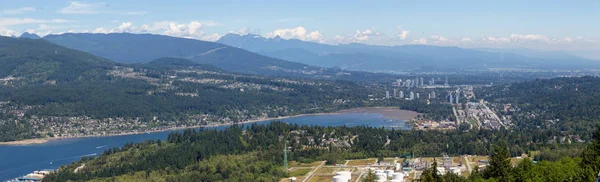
[393,172,406,180]
[376,173,387,181]
[390,180,403,182]
[385,170,394,176]
[336,171,352,179]
[332,175,349,182]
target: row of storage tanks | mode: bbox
[332,170,406,182]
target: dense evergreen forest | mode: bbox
[479,76,600,139]
[44,122,600,181]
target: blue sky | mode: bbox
[1,0,599,57]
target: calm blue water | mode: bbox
[0,113,408,180]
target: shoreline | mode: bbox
[0,113,332,146]
[0,107,419,146]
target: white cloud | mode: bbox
[80,21,220,41]
[3,7,36,14]
[202,34,222,41]
[266,26,324,42]
[353,28,381,42]
[231,27,248,35]
[92,27,108,33]
[430,35,449,42]
[228,27,261,36]
[59,1,104,14]
[396,26,410,40]
[399,30,409,40]
[22,29,52,37]
[334,35,346,42]
[110,22,134,33]
[483,36,511,44]
[412,38,427,44]
[460,37,472,42]
[509,34,548,42]
[0,28,17,37]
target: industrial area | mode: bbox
[282,154,526,182]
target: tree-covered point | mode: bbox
[44,122,600,181]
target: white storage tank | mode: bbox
[395,163,402,170]
[392,172,405,180]
[376,172,387,181]
[385,170,394,176]
[332,175,349,182]
[336,171,352,179]
[390,180,403,182]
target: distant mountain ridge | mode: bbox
[217,33,600,71]
[18,32,41,39]
[42,33,330,77]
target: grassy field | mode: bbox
[316,167,338,174]
[382,158,397,163]
[309,175,333,182]
[346,158,377,166]
[290,161,323,167]
[289,168,313,176]
[452,157,462,164]
[468,156,489,162]
[419,157,439,162]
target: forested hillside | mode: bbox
[44,122,600,181]
[0,36,114,85]
[0,38,370,142]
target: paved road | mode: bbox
[302,161,326,182]
[463,156,472,175]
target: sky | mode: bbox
[1,0,600,58]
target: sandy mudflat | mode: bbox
[337,107,420,120]
[0,138,54,145]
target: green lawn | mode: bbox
[289,168,313,176]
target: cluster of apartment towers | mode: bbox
[386,76,459,102]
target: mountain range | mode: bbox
[18,32,41,39]
[10,32,599,78]
[217,33,600,72]
[42,33,330,77]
